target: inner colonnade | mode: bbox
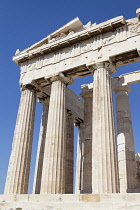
[4,9,140,196]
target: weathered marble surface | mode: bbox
[4,87,36,194]
[13,13,140,86]
[40,79,67,194]
[42,85,84,121]
[81,85,92,193]
[81,70,140,92]
[75,123,84,194]
[80,70,140,193]
[2,9,140,208]
[33,98,49,194]
[112,70,140,88]
[114,85,137,193]
[65,112,74,194]
[92,62,119,193]
[0,194,140,210]
[136,153,140,189]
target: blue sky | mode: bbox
[0,0,140,193]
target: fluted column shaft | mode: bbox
[33,98,49,194]
[40,75,72,194]
[65,112,74,194]
[135,154,140,189]
[81,92,92,193]
[92,62,119,193]
[75,122,84,194]
[115,86,137,192]
[4,85,36,194]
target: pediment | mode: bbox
[48,17,84,38]
[15,17,84,55]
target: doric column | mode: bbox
[81,86,92,193]
[114,85,137,192]
[75,122,84,194]
[40,74,73,194]
[32,97,49,194]
[4,84,36,194]
[92,62,119,193]
[65,111,74,194]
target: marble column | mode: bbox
[114,85,137,192]
[75,122,84,194]
[40,74,73,194]
[4,84,36,194]
[135,153,140,189]
[65,111,74,194]
[81,89,92,193]
[92,62,119,193]
[32,97,49,194]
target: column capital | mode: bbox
[22,84,37,91]
[87,61,116,74]
[113,84,132,93]
[80,92,92,99]
[74,120,83,128]
[81,86,93,99]
[50,73,73,85]
[38,97,50,105]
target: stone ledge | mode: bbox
[0,194,140,210]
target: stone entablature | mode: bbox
[81,70,140,93]
[112,70,140,88]
[13,16,126,63]
[13,14,140,86]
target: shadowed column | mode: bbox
[33,97,49,194]
[4,84,36,194]
[75,122,84,194]
[81,87,92,193]
[65,111,74,194]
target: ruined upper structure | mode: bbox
[13,8,140,86]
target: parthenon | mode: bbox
[1,8,140,210]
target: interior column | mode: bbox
[75,122,84,194]
[115,85,137,192]
[65,111,74,194]
[33,97,49,194]
[40,74,73,194]
[81,87,92,193]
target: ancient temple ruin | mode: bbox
[1,8,140,210]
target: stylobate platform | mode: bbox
[0,194,140,210]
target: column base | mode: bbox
[127,189,140,193]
